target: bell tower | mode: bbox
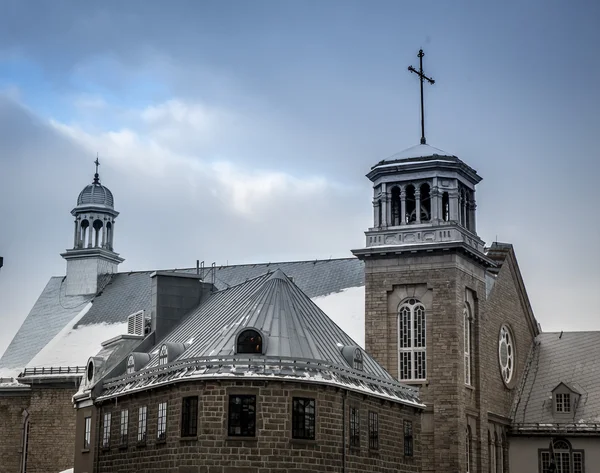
[61,159,124,296]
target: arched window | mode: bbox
[391,186,401,226]
[106,221,113,250]
[353,348,363,371]
[126,355,135,374]
[405,185,416,223]
[466,425,471,473]
[80,219,89,247]
[159,345,168,366]
[93,219,103,248]
[540,439,583,473]
[442,192,450,221]
[398,298,426,380]
[21,411,30,473]
[464,304,472,386]
[489,431,496,473]
[377,200,382,227]
[236,329,263,354]
[420,183,431,222]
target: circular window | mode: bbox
[498,325,515,385]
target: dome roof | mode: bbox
[77,182,114,208]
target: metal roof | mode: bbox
[512,332,600,433]
[99,269,421,407]
[0,258,364,371]
[77,182,114,208]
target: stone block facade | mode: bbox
[363,248,537,473]
[0,391,30,473]
[85,380,421,473]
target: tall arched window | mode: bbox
[391,186,401,226]
[540,439,583,473]
[420,183,431,222]
[442,192,450,221]
[405,185,416,223]
[464,304,472,386]
[398,299,426,380]
[93,219,103,247]
[236,329,263,354]
[466,426,471,473]
[377,200,382,227]
[80,219,89,247]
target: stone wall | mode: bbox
[0,390,30,473]
[91,379,421,473]
[26,385,78,473]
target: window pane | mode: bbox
[120,410,128,445]
[102,412,111,448]
[84,417,91,449]
[138,406,147,442]
[292,398,315,440]
[368,411,378,450]
[404,420,413,456]
[181,396,198,437]
[157,402,167,440]
[228,395,256,437]
[349,407,360,448]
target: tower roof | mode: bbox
[383,143,455,161]
[76,182,114,209]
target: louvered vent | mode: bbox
[127,310,145,336]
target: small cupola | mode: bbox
[552,382,581,416]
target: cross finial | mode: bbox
[408,49,435,145]
[93,154,100,184]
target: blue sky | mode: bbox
[1,0,599,354]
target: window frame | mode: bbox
[102,412,111,449]
[227,394,256,437]
[181,396,199,438]
[368,411,379,450]
[157,402,167,441]
[120,409,129,446]
[137,406,148,443]
[403,420,413,457]
[235,329,264,355]
[291,397,316,440]
[83,416,91,450]
[556,393,571,413]
[398,298,427,381]
[126,355,135,374]
[538,440,585,473]
[464,304,472,386]
[158,345,168,366]
[349,407,360,449]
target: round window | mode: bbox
[87,360,94,382]
[498,325,515,385]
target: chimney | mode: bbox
[150,272,214,341]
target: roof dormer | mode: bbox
[552,382,581,417]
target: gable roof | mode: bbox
[512,331,600,433]
[99,270,422,408]
[0,258,364,373]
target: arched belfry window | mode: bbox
[442,192,450,221]
[236,329,264,355]
[391,186,401,226]
[464,304,472,386]
[398,298,426,380]
[405,185,416,223]
[420,183,431,222]
[159,345,168,366]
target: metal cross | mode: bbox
[408,49,435,145]
[93,155,100,184]
[94,155,100,174]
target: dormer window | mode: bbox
[126,355,135,374]
[353,348,363,371]
[236,329,263,354]
[556,393,571,413]
[552,382,580,416]
[159,345,168,366]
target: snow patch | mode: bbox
[312,286,365,347]
[27,307,128,368]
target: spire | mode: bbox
[93,155,100,184]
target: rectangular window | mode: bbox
[292,397,315,440]
[137,406,147,443]
[556,393,571,413]
[349,407,360,448]
[181,396,199,437]
[157,402,167,440]
[573,451,583,473]
[403,420,413,457]
[102,412,111,448]
[228,395,256,437]
[83,416,91,449]
[120,410,129,445]
[368,411,379,450]
[540,451,551,473]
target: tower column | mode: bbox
[380,183,388,226]
[73,219,79,249]
[415,189,421,224]
[450,189,459,221]
[431,186,440,222]
[400,188,406,225]
[470,201,477,233]
[373,200,380,227]
[109,221,115,250]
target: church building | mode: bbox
[1,51,599,473]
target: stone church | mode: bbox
[1,140,599,473]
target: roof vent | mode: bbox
[127,310,150,336]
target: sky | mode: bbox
[0,0,599,356]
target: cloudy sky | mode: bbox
[1,0,599,355]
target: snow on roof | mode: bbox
[383,143,454,161]
[26,300,128,369]
[312,286,365,347]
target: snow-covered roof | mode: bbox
[0,258,365,373]
[383,143,455,161]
